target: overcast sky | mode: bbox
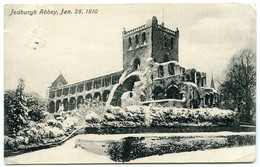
[4,4,256,98]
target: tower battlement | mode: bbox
[122,16,179,71]
[122,24,147,37]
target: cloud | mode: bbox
[184,16,255,46]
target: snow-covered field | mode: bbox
[5,132,256,164]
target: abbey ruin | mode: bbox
[47,16,218,113]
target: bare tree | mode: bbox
[218,48,256,123]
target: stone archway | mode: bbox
[185,74,191,82]
[69,97,76,110]
[56,100,61,112]
[190,69,196,83]
[86,94,92,100]
[77,96,84,108]
[166,86,180,99]
[142,32,146,44]
[49,101,55,113]
[110,75,140,106]
[153,86,165,100]
[94,92,101,101]
[102,90,110,102]
[205,94,209,106]
[158,65,164,77]
[133,58,140,70]
[63,98,69,111]
[168,63,175,75]
[209,93,214,107]
[196,72,201,86]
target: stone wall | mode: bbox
[48,71,123,113]
[122,25,152,71]
[152,24,179,63]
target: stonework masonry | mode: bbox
[47,16,218,113]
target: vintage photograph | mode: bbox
[3,4,256,164]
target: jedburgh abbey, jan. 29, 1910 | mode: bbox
[9,8,98,16]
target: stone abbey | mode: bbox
[47,16,218,113]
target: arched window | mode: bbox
[190,69,196,83]
[63,88,69,95]
[153,86,165,100]
[182,68,185,74]
[63,98,69,111]
[102,90,110,102]
[158,65,164,77]
[56,89,62,97]
[135,34,139,45]
[168,63,175,75]
[128,37,132,48]
[77,84,84,92]
[133,58,141,70]
[70,86,76,94]
[164,35,167,47]
[49,101,55,113]
[85,94,92,100]
[166,86,180,99]
[209,94,214,106]
[196,72,201,87]
[94,92,101,101]
[56,100,61,112]
[142,32,146,44]
[69,97,76,110]
[77,96,84,108]
[170,37,174,49]
[163,54,169,62]
[186,74,191,81]
[205,94,209,106]
[49,91,55,98]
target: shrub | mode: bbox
[85,112,101,124]
[4,136,16,150]
[104,113,116,121]
[107,134,255,162]
[4,87,29,136]
[102,106,237,128]
[4,79,47,136]
[26,92,47,122]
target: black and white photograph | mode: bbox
[3,3,257,164]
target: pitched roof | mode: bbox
[51,73,68,88]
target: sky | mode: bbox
[4,4,256,98]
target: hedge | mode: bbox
[106,134,256,162]
[101,106,238,128]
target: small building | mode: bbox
[47,16,218,113]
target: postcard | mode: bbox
[4,4,256,164]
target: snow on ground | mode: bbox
[5,132,256,164]
[5,135,114,164]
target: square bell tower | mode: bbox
[122,16,179,71]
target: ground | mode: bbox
[5,132,256,164]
